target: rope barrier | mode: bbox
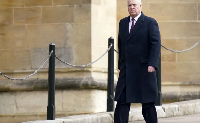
[114,40,200,54]
[161,40,200,53]
[55,44,113,68]
[1,39,200,80]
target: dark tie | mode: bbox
[130,18,134,33]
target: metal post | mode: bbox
[47,43,55,120]
[156,53,162,106]
[107,37,114,112]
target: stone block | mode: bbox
[149,3,197,21]
[74,5,91,23]
[25,0,52,6]
[0,25,27,50]
[0,8,13,25]
[66,23,91,48]
[15,91,48,113]
[14,7,42,24]
[54,0,90,5]
[0,49,31,70]
[0,92,16,114]
[26,24,67,49]
[0,0,24,8]
[42,6,74,23]
[161,39,176,62]
[62,90,107,113]
[15,91,62,114]
[161,62,200,82]
[62,90,92,113]
[159,22,200,38]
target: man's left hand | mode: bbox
[148,66,155,72]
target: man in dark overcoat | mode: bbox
[114,0,161,123]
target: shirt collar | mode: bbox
[130,12,141,22]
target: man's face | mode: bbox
[128,0,142,18]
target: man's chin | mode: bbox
[130,14,137,17]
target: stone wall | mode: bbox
[0,0,90,71]
[0,0,117,87]
[0,0,116,76]
[0,0,117,121]
[117,0,200,101]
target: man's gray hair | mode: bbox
[127,0,142,5]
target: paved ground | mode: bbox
[129,113,200,123]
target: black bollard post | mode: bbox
[107,37,114,112]
[47,43,55,120]
[156,53,162,106]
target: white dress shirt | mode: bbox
[129,12,141,33]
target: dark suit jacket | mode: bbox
[114,12,161,103]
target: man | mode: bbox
[114,0,161,123]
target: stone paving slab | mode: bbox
[130,113,200,123]
[21,99,200,123]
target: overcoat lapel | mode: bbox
[127,13,144,41]
[122,17,130,41]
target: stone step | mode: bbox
[20,99,200,123]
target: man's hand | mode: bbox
[148,66,155,72]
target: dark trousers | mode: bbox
[114,87,158,123]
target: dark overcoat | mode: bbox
[114,13,161,103]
